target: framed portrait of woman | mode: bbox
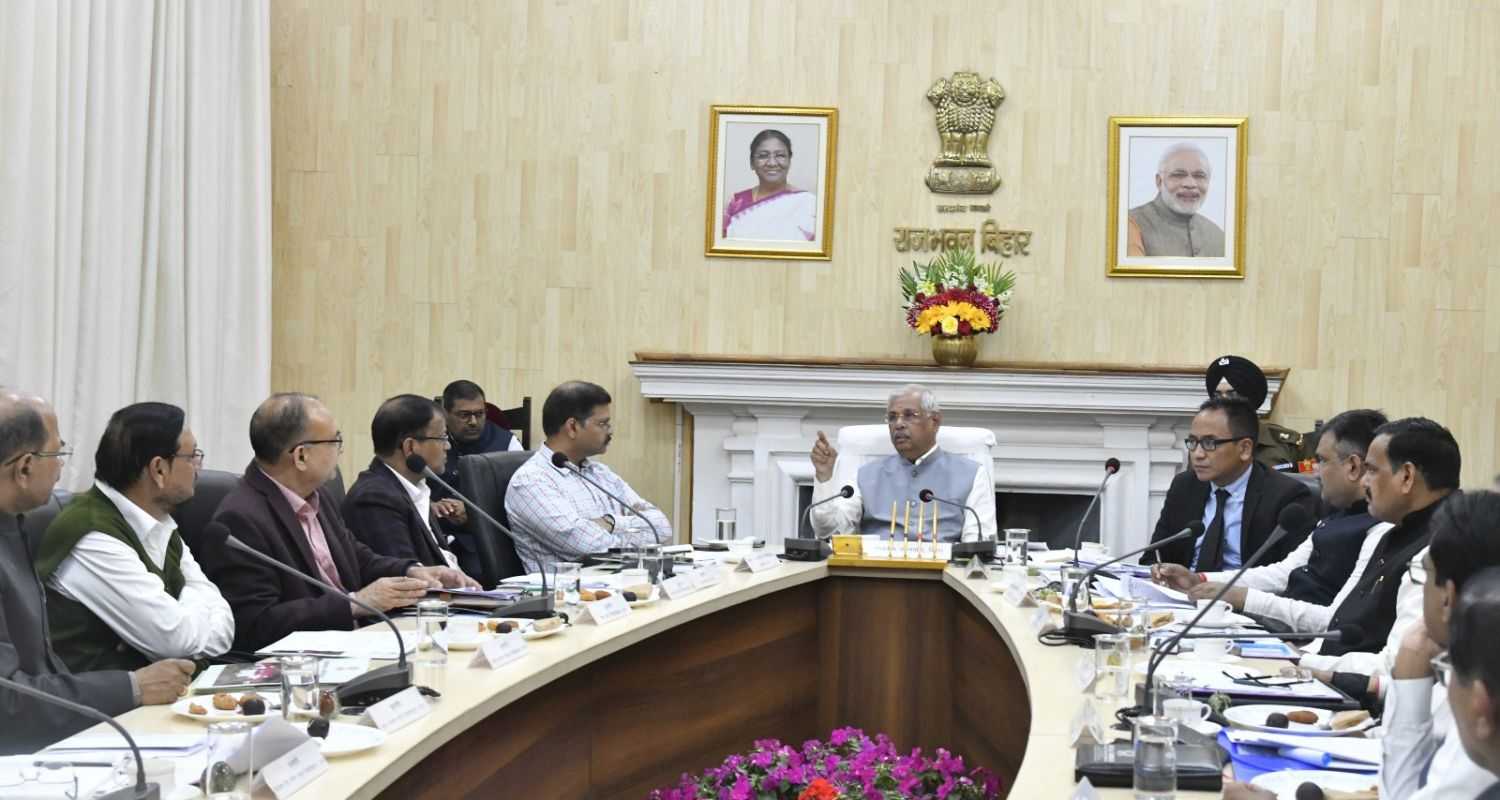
[1107,116,1248,279]
[704,105,838,261]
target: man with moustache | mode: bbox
[431,380,521,577]
[505,381,671,575]
[1126,142,1226,258]
[36,403,235,671]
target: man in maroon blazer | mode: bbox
[199,393,470,653]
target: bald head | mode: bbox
[0,390,65,513]
[249,393,324,464]
[249,392,341,496]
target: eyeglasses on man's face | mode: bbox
[168,448,205,468]
[411,435,451,448]
[451,410,486,423]
[884,410,931,426]
[1183,435,1245,453]
[289,434,344,454]
[2,443,73,467]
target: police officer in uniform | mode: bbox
[1205,355,1307,471]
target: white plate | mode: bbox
[1250,769,1379,798]
[1173,609,1255,628]
[173,692,276,723]
[627,587,661,607]
[1223,703,1331,734]
[316,721,386,757]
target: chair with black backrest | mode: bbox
[322,465,347,509]
[458,450,533,587]
[490,397,532,451]
[21,489,73,555]
[175,469,241,552]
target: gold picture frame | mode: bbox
[705,105,837,261]
[1107,116,1248,279]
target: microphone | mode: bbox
[549,451,662,546]
[1173,624,1364,642]
[1070,458,1121,566]
[0,675,158,799]
[1058,522,1204,643]
[406,454,553,619]
[1144,505,1305,711]
[785,485,854,562]
[216,527,411,707]
[918,488,982,542]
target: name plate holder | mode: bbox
[659,573,700,600]
[736,552,782,573]
[366,685,431,733]
[578,593,632,625]
[260,738,329,799]
[470,634,528,670]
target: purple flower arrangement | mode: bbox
[649,727,1002,800]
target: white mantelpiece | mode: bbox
[630,355,1284,554]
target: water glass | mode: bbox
[278,654,320,719]
[1061,565,1091,609]
[1004,528,1030,565]
[205,720,253,800]
[1092,633,1132,701]
[413,599,449,692]
[1151,674,1196,718]
[553,562,581,607]
[637,544,664,584]
[1132,717,1178,799]
[715,507,737,540]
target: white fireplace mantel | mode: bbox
[630,354,1284,554]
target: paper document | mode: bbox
[1225,730,1381,765]
[45,733,205,752]
[256,629,412,660]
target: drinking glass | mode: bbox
[1132,717,1178,799]
[1123,605,1152,655]
[553,562,581,607]
[1092,633,1132,702]
[278,654,320,719]
[412,599,449,692]
[715,507,737,540]
[205,720,253,800]
[1061,565,1091,609]
[637,544,664,584]
[1004,528,1030,565]
[1151,674,1196,718]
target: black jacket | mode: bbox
[1283,501,1375,606]
[342,458,449,567]
[196,463,416,653]
[1322,495,1449,657]
[1143,462,1319,568]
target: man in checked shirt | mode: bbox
[504,381,672,575]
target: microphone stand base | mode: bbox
[487,595,556,619]
[1062,610,1123,646]
[335,663,412,707]
[96,785,160,800]
[782,538,831,561]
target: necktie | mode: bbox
[1196,489,1231,571]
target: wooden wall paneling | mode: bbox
[272,0,1500,527]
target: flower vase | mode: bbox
[931,335,979,367]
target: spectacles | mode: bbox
[451,410,486,423]
[412,436,451,447]
[168,448,205,467]
[289,434,344,454]
[1407,560,1428,586]
[1184,435,1245,453]
[1432,651,1453,687]
[1224,670,1309,689]
[0,761,78,797]
[753,151,790,163]
[884,411,931,426]
[581,418,613,432]
[2,444,74,466]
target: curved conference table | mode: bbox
[95,561,1229,798]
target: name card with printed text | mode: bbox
[659,574,699,600]
[737,552,782,573]
[260,738,329,799]
[366,685,431,732]
[470,634,528,670]
[694,563,724,587]
[580,594,632,625]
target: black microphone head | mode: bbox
[918,488,934,502]
[551,451,570,468]
[840,484,855,498]
[1105,457,1121,474]
[1336,623,1365,643]
[1186,520,1205,536]
[405,454,429,474]
[1277,503,1316,537]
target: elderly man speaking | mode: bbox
[1126,142,1226,258]
[807,385,996,542]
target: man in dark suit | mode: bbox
[198,393,471,653]
[342,394,481,582]
[1143,396,1318,570]
[0,391,192,754]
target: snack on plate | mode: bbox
[1330,709,1372,730]
[496,621,517,634]
[307,718,330,739]
[1090,597,1123,610]
[1265,712,1289,728]
[533,616,562,632]
[626,584,653,598]
[593,589,612,600]
[211,693,238,711]
[578,589,597,602]
[622,591,638,602]
[1285,709,1319,725]
[238,694,267,716]
[188,703,207,716]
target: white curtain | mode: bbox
[0,0,271,488]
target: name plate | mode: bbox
[659,574,699,600]
[1074,658,1097,691]
[470,634,528,670]
[366,685,431,732]
[694,563,724,588]
[261,738,329,799]
[1003,584,1027,606]
[1028,606,1051,634]
[580,593,632,625]
[737,552,781,573]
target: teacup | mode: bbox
[1196,599,1232,623]
[1162,697,1212,725]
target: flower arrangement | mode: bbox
[649,727,1002,800]
[899,248,1016,338]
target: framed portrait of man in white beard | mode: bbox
[1107,117,1247,279]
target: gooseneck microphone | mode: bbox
[215,525,411,706]
[1143,504,1311,711]
[1173,624,1364,642]
[1054,522,1204,645]
[1070,458,1121,566]
[550,451,662,546]
[0,674,157,799]
[407,455,553,619]
[785,485,854,561]
[918,488,982,542]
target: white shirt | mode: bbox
[1299,544,1426,679]
[49,481,235,661]
[382,464,459,569]
[1380,676,1499,799]
[1222,520,1392,636]
[809,444,997,542]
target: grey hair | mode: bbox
[0,391,50,464]
[889,384,940,413]
[1157,142,1212,179]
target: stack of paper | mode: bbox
[1226,730,1380,771]
[256,629,412,660]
